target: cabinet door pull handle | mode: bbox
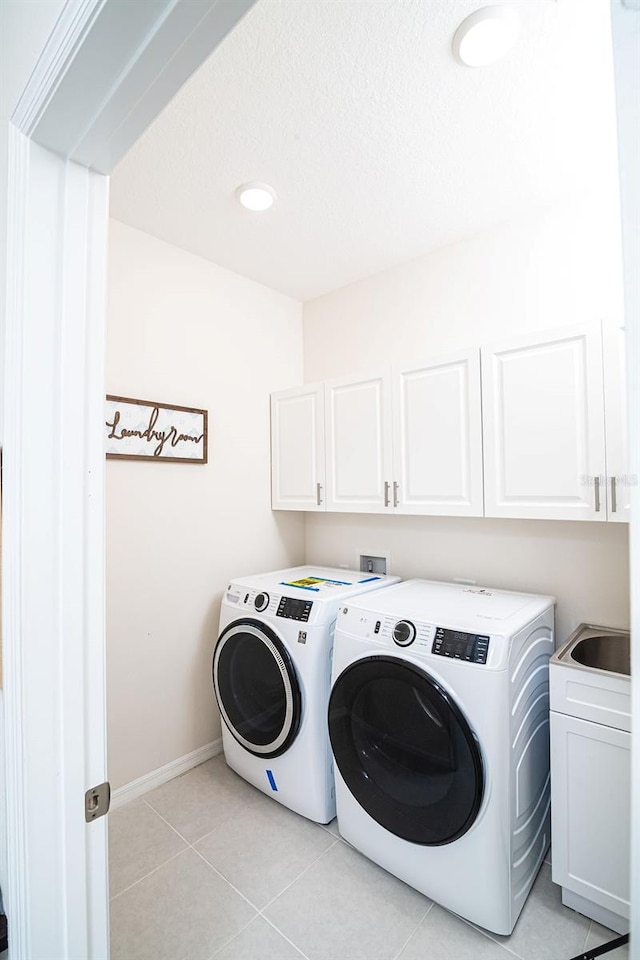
[611,476,617,514]
[384,481,390,507]
[594,476,601,513]
[316,482,323,506]
[393,481,399,507]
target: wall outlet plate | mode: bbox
[357,552,390,575]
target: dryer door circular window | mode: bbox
[328,655,484,845]
[213,619,302,758]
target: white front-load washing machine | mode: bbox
[213,565,399,823]
[328,579,554,934]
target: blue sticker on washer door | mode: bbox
[266,769,278,791]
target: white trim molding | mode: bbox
[3,122,31,960]
[13,0,257,174]
[111,739,223,810]
[2,129,111,960]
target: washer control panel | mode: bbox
[432,627,490,664]
[277,596,313,622]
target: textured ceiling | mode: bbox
[110,0,619,301]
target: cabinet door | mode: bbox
[550,711,630,921]
[271,384,325,510]
[392,350,483,516]
[324,371,393,512]
[603,324,631,522]
[482,323,606,521]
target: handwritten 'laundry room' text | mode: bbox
[106,406,204,457]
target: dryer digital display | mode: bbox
[277,597,313,622]
[432,627,490,664]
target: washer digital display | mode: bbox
[432,627,490,664]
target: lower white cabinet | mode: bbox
[270,383,326,510]
[482,322,607,521]
[550,711,630,932]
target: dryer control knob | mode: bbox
[393,620,416,646]
[254,592,270,612]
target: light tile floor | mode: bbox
[109,756,629,960]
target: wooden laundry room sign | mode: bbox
[105,395,208,463]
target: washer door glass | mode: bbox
[213,619,302,758]
[328,655,483,845]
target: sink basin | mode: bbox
[570,632,630,676]
[550,623,631,732]
[556,624,630,677]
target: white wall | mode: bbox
[303,199,624,378]
[107,220,304,789]
[305,514,628,645]
[303,202,630,645]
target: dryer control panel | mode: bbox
[277,596,313,622]
[432,627,490,664]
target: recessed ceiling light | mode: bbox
[453,6,520,68]
[236,182,276,211]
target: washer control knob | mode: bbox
[254,592,269,612]
[393,620,416,646]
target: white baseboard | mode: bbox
[111,738,223,810]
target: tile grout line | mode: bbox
[391,900,434,960]
[258,837,340,913]
[260,913,313,960]
[140,797,193,846]
[189,844,264,912]
[204,914,258,960]
[109,847,188,903]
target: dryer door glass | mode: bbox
[328,655,483,845]
[213,619,302,758]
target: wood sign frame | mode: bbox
[105,395,208,463]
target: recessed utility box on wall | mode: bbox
[358,552,390,576]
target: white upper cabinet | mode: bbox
[271,383,326,510]
[482,322,607,521]
[603,324,631,523]
[271,321,626,522]
[392,350,483,516]
[324,371,393,512]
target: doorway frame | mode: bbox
[2,1,254,956]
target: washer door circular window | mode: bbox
[328,655,483,845]
[213,619,302,758]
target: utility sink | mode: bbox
[550,622,631,732]
[561,625,630,676]
[550,621,631,934]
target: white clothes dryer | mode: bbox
[213,566,399,823]
[328,579,554,934]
